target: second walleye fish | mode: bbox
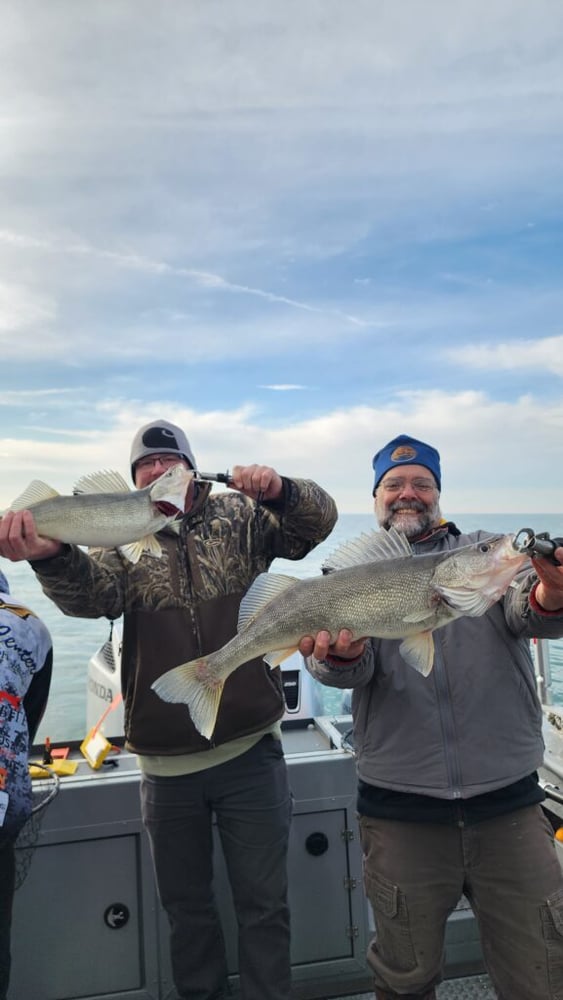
[152,527,529,739]
[2,463,193,563]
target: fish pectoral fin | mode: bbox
[264,645,299,668]
[399,632,435,677]
[118,536,162,564]
[436,586,491,616]
[238,573,300,630]
[73,470,131,495]
[323,525,412,571]
[8,480,60,511]
[152,659,222,741]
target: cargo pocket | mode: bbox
[543,886,563,998]
[364,867,417,972]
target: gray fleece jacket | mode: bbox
[307,524,563,800]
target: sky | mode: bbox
[1,0,563,516]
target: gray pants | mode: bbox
[359,806,563,999]
[0,841,14,1000]
[141,735,292,1000]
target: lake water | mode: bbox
[2,511,563,744]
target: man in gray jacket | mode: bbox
[300,434,563,1000]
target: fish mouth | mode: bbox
[154,501,183,518]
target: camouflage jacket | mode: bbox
[33,477,337,754]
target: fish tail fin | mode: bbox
[152,659,223,741]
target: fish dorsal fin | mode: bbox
[323,526,412,572]
[73,470,131,495]
[436,585,492,617]
[8,481,60,512]
[238,572,299,630]
[399,631,435,676]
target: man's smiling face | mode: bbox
[374,464,441,539]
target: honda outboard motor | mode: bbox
[86,627,325,737]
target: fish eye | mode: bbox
[478,543,491,553]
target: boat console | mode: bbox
[9,638,503,999]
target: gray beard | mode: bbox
[377,498,442,540]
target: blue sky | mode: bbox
[1,0,563,514]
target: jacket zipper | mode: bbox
[412,533,463,801]
[432,639,463,799]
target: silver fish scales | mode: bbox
[152,527,529,739]
[2,463,193,563]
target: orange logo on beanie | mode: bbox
[390,445,418,463]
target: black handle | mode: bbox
[515,529,563,565]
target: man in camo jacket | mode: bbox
[0,419,337,1000]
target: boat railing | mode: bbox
[534,636,553,705]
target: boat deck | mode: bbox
[17,707,563,1000]
[336,974,495,998]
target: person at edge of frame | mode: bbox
[0,568,52,1000]
[298,433,563,1000]
[0,419,338,1000]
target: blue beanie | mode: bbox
[372,434,441,493]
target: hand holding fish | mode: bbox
[298,629,367,663]
[0,510,62,562]
[229,465,283,501]
[532,547,563,611]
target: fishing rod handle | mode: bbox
[514,529,563,565]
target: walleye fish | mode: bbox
[152,527,529,739]
[2,463,194,564]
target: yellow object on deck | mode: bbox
[80,728,112,770]
[29,759,79,778]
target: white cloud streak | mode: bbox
[0,228,372,330]
[451,335,563,376]
[259,385,309,391]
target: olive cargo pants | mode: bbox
[359,806,563,999]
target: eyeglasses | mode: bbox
[136,454,182,471]
[380,478,437,494]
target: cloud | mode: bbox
[0,228,373,333]
[0,1,562,524]
[450,335,563,376]
[1,388,561,515]
[259,385,309,391]
[0,389,80,405]
[0,281,56,332]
